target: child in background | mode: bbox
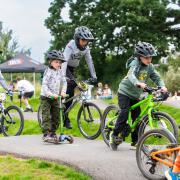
[101,84,112,99]
[96,82,103,99]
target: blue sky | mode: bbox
[0,0,69,63]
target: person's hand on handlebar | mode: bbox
[160,87,168,93]
[88,77,97,84]
[61,92,67,98]
[136,82,147,89]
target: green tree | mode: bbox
[45,0,180,86]
[164,65,180,93]
[0,22,31,63]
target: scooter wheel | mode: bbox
[67,135,74,144]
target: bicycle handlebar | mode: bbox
[50,94,69,101]
[143,86,161,93]
[143,86,169,101]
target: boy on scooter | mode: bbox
[41,50,67,143]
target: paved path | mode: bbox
[0,135,145,180]
[10,99,177,179]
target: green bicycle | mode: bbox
[101,87,178,147]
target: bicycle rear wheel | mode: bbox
[77,102,102,140]
[101,105,119,146]
[1,105,24,136]
[136,129,177,180]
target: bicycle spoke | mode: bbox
[136,130,176,180]
[78,102,102,139]
[2,106,24,136]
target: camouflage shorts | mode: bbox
[41,97,60,134]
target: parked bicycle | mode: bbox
[101,86,178,146]
[38,79,102,140]
[136,128,178,180]
[0,92,24,136]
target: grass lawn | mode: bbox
[0,155,91,180]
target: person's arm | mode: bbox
[150,64,165,88]
[127,65,141,86]
[42,69,54,97]
[61,43,73,76]
[84,48,97,79]
[0,71,9,91]
[61,71,67,95]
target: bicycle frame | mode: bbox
[129,94,155,130]
[106,93,157,131]
[150,146,180,167]
[63,89,94,123]
[64,92,81,114]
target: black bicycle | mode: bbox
[37,80,102,140]
[0,92,24,136]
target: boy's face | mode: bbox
[50,59,63,70]
[140,56,152,65]
[79,39,88,47]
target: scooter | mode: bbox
[58,95,73,144]
[47,95,73,144]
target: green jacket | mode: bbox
[118,57,165,100]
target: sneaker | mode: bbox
[42,133,56,143]
[165,170,180,180]
[42,133,49,141]
[109,132,123,151]
[50,133,59,143]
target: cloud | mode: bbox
[0,0,53,62]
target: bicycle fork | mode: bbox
[82,103,93,123]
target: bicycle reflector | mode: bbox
[0,93,6,102]
[78,81,88,91]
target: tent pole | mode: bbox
[10,73,12,81]
[33,72,36,98]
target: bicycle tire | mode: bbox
[138,111,178,140]
[136,129,177,180]
[37,104,42,128]
[77,102,102,140]
[101,105,119,146]
[1,105,24,136]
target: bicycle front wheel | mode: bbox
[138,111,179,140]
[77,102,102,140]
[136,129,177,180]
[1,105,24,136]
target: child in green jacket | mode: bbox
[109,42,167,151]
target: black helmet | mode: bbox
[74,26,94,50]
[135,42,157,57]
[47,50,66,62]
